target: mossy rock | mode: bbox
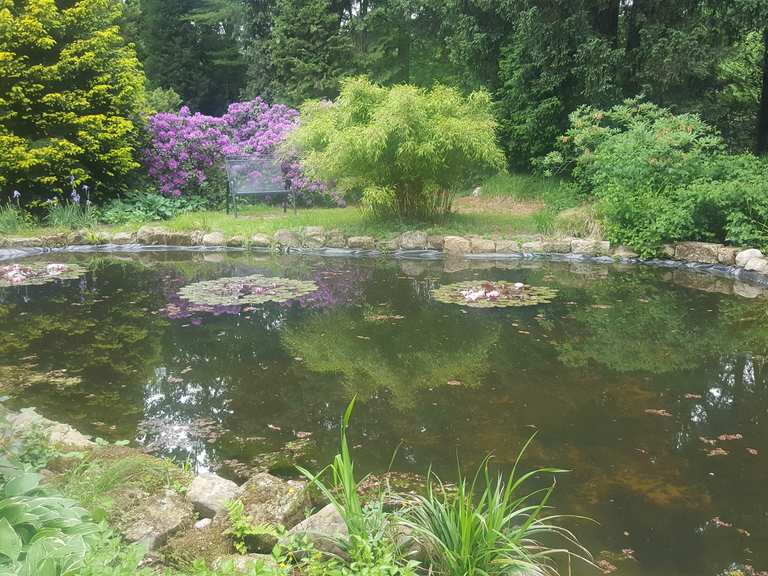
[432,280,558,308]
[177,274,318,306]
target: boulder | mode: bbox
[660,244,676,259]
[427,235,445,250]
[347,236,376,250]
[202,231,226,246]
[302,226,326,248]
[443,236,471,254]
[717,246,740,266]
[736,248,763,268]
[40,233,69,247]
[612,245,639,259]
[398,231,428,250]
[250,233,271,248]
[282,503,348,557]
[111,232,135,245]
[470,237,496,253]
[137,226,169,245]
[213,554,279,573]
[5,408,93,448]
[495,240,521,253]
[165,231,195,246]
[273,229,301,250]
[123,489,193,550]
[194,518,212,530]
[188,473,240,518]
[674,241,722,264]
[734,282,763,299]
[6,237,43,248]
[744,257,768,274]
[571,239,611,256]
[376,238,400,252]
[522,240,571,253]
[230,472,311,552]
[325,229,347,248]
[226,236,245,247]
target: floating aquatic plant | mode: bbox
[0,262,87,287]
[432,280,558,308]
[177,274,318,306]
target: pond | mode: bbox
[1,251,767,576]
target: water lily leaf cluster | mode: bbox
[432,280,558,308]
[177,274,318,306]
[0,263,87,288]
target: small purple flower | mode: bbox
[71,190,81,203]
[12,190,20,199]
[82,184,89,193]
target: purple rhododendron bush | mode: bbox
[144,98,338,205]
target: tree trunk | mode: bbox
[594,0,620,45]
[757,27,768,155]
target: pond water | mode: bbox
[1,251,767,576]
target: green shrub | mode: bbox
[287,77,506,220]
[100,191,207,225]
[0,203,30,235]
[45,200,99,230]
[540,98,768,255]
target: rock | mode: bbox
[226,235,245,247]
[6,236,43,248]
[165,231,195,246]
[398,231,428,250]
[302,226,326,248]
[427,235,444,250]
[522,240,571,253]
[68,230,92,244]
[347,236,376,250]
[202,231,226,246]
[393,524,428,563]
[40,233,69,247]
[273,229,301,250]
[213,554,278,573]
[661,244,676,259]
[376,238,399,252]
[495,240,521,253]
[744,257,768,274]
[188,473,240,518]
[282,503,348,557]
[443,236,471,254]
[123,489,193,550]
[5,408,93,448]
[571,239,611,256]
[470,237,496,253]
[250,233,272,248]
[230,472,311,552]
[137,226,169,245]
[194,518,212,530]
[674,241,722,264]
[111,232,135,245]
[325,229,347,248]
[717,246,740,266]
[734,281,763,298]
[736,248,763,268]
[613,245,639,259]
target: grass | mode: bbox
[478,172,571,202]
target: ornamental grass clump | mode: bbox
[398,438,592,576]
[287,77,506,220]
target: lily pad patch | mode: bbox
[177,274,318,307]
[0,263,87,287]
[432,280,558,308]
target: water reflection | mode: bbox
[1,253,767,575]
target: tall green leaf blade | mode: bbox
[0,517,22,561]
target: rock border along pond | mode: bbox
[2,227,768,293]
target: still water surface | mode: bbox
[1,252,767,575]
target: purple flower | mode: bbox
[71,190,81,203]
[12,190,20,199]
[82,184,89,193]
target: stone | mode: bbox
[325,229,347,248]
[273,229,301,250]
[522,240,571,253]
[6,237,43,248]
[123,489,193,550]
[744,257,768,274]
[470,237,496,253]
[40,233,69,247]
[393,524,428,563]
[376,238,399,252]
[427,235,445,250]
[736,248,763,268]
[661,244,676,259]
[214,554,278,573]
[302,226,326,248]
[398,230,428,250]
[226,235,245,247]
[734,281,763,299]
[111,232,135,245]
[231,472,311,552]
[250,233,272,248]
[613,245,639,259]
[495,240,521,253]
[165,231,195,246]
[137,226,169,245]
[347,236,376,250]
[188,473,240,518]
[717,246,740,266]
[5,408,93,448]
[194,518,212,530]
[282,503,348,557]
[571,239,611,256]
[443,236,471,254]
[674,241,722,264]
[202,231,226,246]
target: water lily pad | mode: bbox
[177,274,318,307]
[0,263,87,288]
[432,280,558,308]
